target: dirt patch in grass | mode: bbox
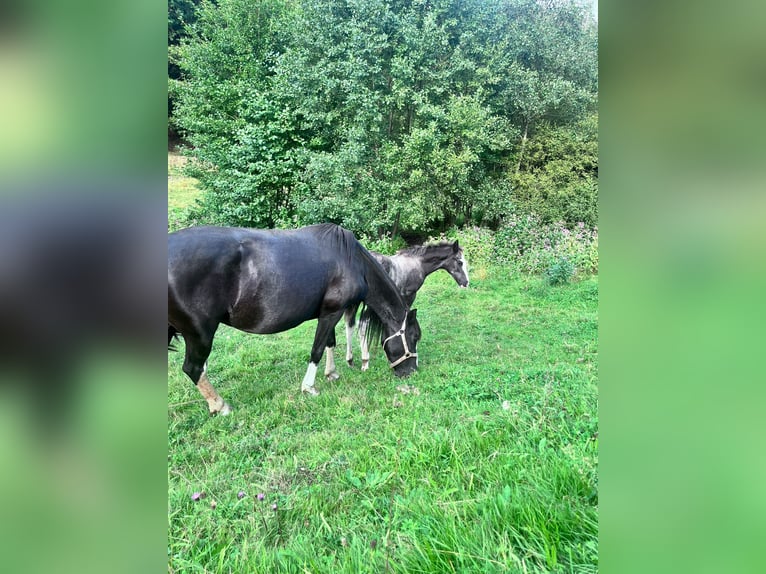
[168,152,203,218]
[168,151,189,175]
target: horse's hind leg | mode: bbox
[323,329,340,381]
[182,329,231,416]
[358,314,371,371]
[344,305,357,366]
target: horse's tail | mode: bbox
[345,304,358,329]
[168,324,180,351]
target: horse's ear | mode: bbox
[452,240,459,252]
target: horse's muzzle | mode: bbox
[392,358,418,378]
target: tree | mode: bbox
[172,0,598,236]
[169,0,202,140]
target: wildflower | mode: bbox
[210,500,217,509]
[271,503,278,511]
[237,491,246,499]
[191,492,205,501]
[257,493,265,501]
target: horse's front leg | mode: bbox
[303,311,344,395]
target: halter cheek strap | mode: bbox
[382,317,417,368]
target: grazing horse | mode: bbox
[168,224,421,414]
[327,240,469,372]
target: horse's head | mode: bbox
[444,241,470,288]
[382,309,421,377]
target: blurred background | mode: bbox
[600,1,766,573]
[1,0,764,572]
[0,1,166,573]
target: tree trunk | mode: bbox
[391,210,401,239]
[516,120,529,175]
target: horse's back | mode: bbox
[168,225,368,336]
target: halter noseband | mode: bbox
[382,316,417,368]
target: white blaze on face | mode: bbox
[459,251,470,286]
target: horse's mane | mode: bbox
[310,223,360,268]
[356,242,409,350]
[394,240,456,257]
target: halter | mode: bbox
[381,316,418,368]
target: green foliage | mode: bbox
[358,232,408,256]
[168,0,201,137]
[168,271,598,572]
[172,0,598,238]
[545,256,576,286]
[168,0,199,47]
[492,212,598,276]
[435,226,496,270]
[511,114,599,227]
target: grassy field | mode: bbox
[167,267,598,573]
[168,151,202,230]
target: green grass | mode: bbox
[168,270,598,573]
[168,152,202,230]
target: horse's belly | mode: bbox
[228,292,323,335]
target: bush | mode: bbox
[545,257,576,285]
[432,226,496,270]
[491,213,598,276]
[359,233,407,256]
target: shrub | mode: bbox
[491,214,598,277]
[359,233,407,256]
[431,226,496,270]
[545,256,576,285]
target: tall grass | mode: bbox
[168,270,598,573]
[168,152,203,231]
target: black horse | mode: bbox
[168,224,421,414]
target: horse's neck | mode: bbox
[391,253,438,286]
[363,255,407,327]
[414,251,446,278]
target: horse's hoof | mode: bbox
[209,402,233,416]
[301,385,320,396]
[347,358,354,367]
[361,362,369,372]
[326,371,340,381]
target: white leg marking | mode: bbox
[301,362,320,395]
[359,318,370,371]
[324,347,339,381]
[197,373,232,415]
